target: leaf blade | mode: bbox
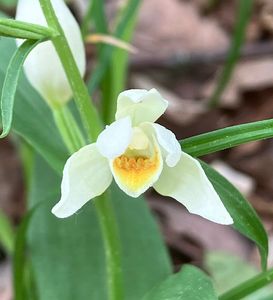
[182,119,273,158]
[1,39,42,138]
[201,161,268,270]
[143,265,218,300]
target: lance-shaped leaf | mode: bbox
[1,39,42,138]
[201,162,268,270]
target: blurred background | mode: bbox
[1,0,273,299]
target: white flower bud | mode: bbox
[16,0,86,107]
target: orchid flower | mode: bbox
[16,0,85,107]
[52,89,233,225]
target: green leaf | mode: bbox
[0,37,68,172]
[0,208,14,255]
[0,18,56,40]
[1,39,42,138]
[13,205,39,300]
[205,252,273,300]
[143,265,217,300]
[27,155,171,300]
[182,119,273,158]
[201,162,268,270]
[209,0,253,107]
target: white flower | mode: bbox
[52,89,233,225]
[16,0,86,106]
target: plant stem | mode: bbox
[53,105,85,154]
[95,192,124,300]
[219,268,273,300]
[38,1,124,299]
[38,0,102,142]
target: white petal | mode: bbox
[154,152,233,225]
[142,123,181,167]
[115,88,168,125]
[52,144,112,218]
[96,117,133,159]
[16,0,86,106]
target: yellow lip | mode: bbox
[112,150,162,194]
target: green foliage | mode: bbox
[13,206,38,300]
[0,39,42,138]
[0,208,14,255]
[201,162,268,271]
[27,155,171,300]
[205,252,273,300]
[182,119,273,158]
[209,0,253,107]
[87,0,142,95]
[0,38,67,172]
[0,18,56,40]
[0,0,17,7]
[143,265,218,300]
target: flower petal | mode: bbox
[96,117,133,159]
[16,0,86,106]
[115,88,168,125]
[154,152,233,225]
[52,144,112,218]
[110,136,163,198]
[142,123,181,167]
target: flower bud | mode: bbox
[16,0,86,107]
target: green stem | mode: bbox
[38,2,124,299]
[95,192,124,300]
[182,118,273,157]
[38,0,102,142]
[219,268,273,300]
[53,105,85,154]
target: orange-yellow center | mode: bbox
[112,152,161,192]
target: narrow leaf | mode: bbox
[209,0,253,106]
[0,18,56,40]
[87,0,141,93]
[0,37,67,173]
[103,0,140,123]
[1,39,42,138]
[182,119,273,158]
[143,265,217,300]
[201,162,268,270]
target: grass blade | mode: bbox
[87,0,141,94]
[102,0,140,123]
[209,0,253,107]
